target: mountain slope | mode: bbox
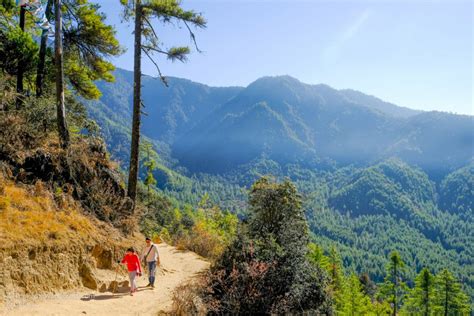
[93,68,243,145]
[87,69,473,178]
[439,164,474,216]
[340,89,420,118]
[173,76,395,172]
[328,159,436,218]
[172,75,472,174]
[85,70,474,303]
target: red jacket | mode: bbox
[121,253,142,273]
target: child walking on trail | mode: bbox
[119,247,142,296]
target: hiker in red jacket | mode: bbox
[119,247,142,296]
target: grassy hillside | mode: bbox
[0,105,143,307]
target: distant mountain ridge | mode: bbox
[340,89,421,118]
[87,68,473,178]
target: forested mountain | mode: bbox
[85,68,474,304]
[87,68,242,166]
[174,75,472,174]
[89,69,473,178]
[439,164,474,216]
[328,159,436,219]
[339,89,421,118]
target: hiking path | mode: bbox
[3,243,209,316]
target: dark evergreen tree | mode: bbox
[359,272,377,299]
[403,267,435,315]
[434,269,470,315]
[379,251,408,316]
[62,0,122,99]
[342,273,372,315]
[120,0,206,204]
[35,0,52,97]
[142,142,157,205]
[204,178,332,314]
[54,0,69,148]
[327,245,346,312]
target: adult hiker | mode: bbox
[118,247,142,296]
[141,237,160,288]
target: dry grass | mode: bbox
[0,177,99,249]
[173,223,228,260]
[171,280,207,316]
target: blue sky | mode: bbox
[96,0,473,115]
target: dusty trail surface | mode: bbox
[3,243,209,316]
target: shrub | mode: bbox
[172,281,207,316]
[202,178,333,314]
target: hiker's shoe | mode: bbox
[151,284,155,289]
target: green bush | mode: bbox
[203,177,332,314]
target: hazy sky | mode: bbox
[95,0,473,115]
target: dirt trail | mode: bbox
[2,243,209,316]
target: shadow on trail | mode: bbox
[80,294,125,301]
[137,286,154,290]
[80,287,154,301]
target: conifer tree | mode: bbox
[0,2,38,110]
[379,251,408,316]
[307,242,330,271]
[35,0,123,98]
[120,0,206,204]
[61,0,122,99]
[327,245,346,312]
[35,0,52,97]
[142,142,157,205]
[342,273,372,315]
[359,272,377,299]
[54,0,69,148]
[433,269,470,315]
[403,267,435,316]
[206,178,331,314]
[15,2,25,108]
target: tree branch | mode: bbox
[143,15,159,41]
[183,20,202,53]
[141,47,168,86]
[142,44,188,62]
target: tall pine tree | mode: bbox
[142,142,157,205]
[342,273,372,315]
[62,0,122,99]
[327,245,346,313]
[403,267,435,316]
[120,0,206,204]
[379,251,408,316]
[54,0,69,148]
[433,269,470,315]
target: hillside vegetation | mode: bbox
[89,69,473,176]
[87,68,473,308]
[0,1,472,313]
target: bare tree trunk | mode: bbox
[54,0,69,148]
[127,0,142,203]
[36,0,53,97]
[15,6,26,109]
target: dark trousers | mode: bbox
[147,261,156,285]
